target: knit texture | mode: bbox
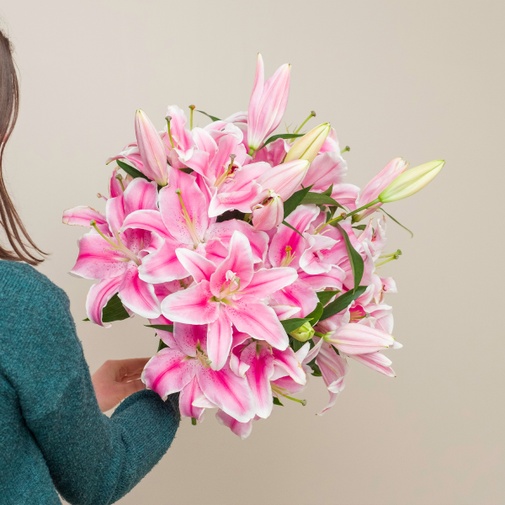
[0,260,180,504]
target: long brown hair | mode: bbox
[0,29,45,264]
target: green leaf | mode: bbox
[145,324,174,332]
[280,220,304,237]
[116,160,149,181]
[317,290,338,307]
[380,208,414,238]
[283,186,312,218]
[281,318,309,333]
[263,132,303,147]
[320,286,367,321]
[289,337,307,352]
[308,359,322,377]
[353,224,367,231]
[101,294,130,323]
[301,192,340,206]
[336,223,364,290]
[273,397,284,407]
[157,339,168,351]
[321,185,333,196]
[306,302,323,324]
[196,109,221,122]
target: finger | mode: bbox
[120,378,146,397]
[118,357,151,376]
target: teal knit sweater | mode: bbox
[0,260,179,504]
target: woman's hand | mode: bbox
[92,358,149,412]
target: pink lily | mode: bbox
[68,178,161,325]
[122,169,269,282]
[142,323,255,423]
[247,54,291,153]
[230,336,307,420]
[161,231,297,370]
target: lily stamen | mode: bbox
[165,115,175,148]
[271,384,307,406]
[214,154,237,188]
[175,188,201,247]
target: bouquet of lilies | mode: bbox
[64,55,443,437]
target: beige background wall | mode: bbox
[1,1,504,504]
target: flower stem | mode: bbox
[294,110,316,134]
[316,198,380,233]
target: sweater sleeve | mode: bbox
[0,263,179,505]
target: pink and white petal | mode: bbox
[179,378,206,421]
[71,233,127,280]
[271,304,301,321]
[210,232,254,296]
[173,322,207,357]
[330,183,360,209]
[62,206,107,229]
[330,323,395,355]
[350,352,396,377]
[197,365,255,423]
[208,185,262,217]
[358,157,407,208]
[158,172,210,244]
[206,310,233,371]
[302,151,347,192]
[299,268,345,290]
[175,248,215,283]
[85,275,124,326]
[216,410,254,439]
[316,342,348,415]
[123,178,158,214]
[241,343,274,418]
[105,195,125,234]
[259,159,309,200]
[245,267,298,298]
[161,281,219,324]
[207,220,269,264]
[225,299,288,350]
[139,241,188,283]
[118,267,161,319]
[272,281,318,318]
[142,347,198,399]
[122,209,169,237]
[251,195,284,231]
[272,347,306,385]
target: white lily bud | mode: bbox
[378,160,445,203]
[284,123,331,163]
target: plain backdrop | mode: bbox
[1,1,504,504]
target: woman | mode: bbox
[0,28,179,504]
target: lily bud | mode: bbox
[378,160,445,203]
[289,321,315,342]
[284,123,331,163]
[134,109,169,186]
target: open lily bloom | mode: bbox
[64,54,442,436]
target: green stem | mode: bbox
[316,198,380,232]
[294,110,316,134]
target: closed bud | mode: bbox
[289,321,315,342]
[378,160,444,203]
[284,123,331,163]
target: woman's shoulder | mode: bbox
[0,260,68,304]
